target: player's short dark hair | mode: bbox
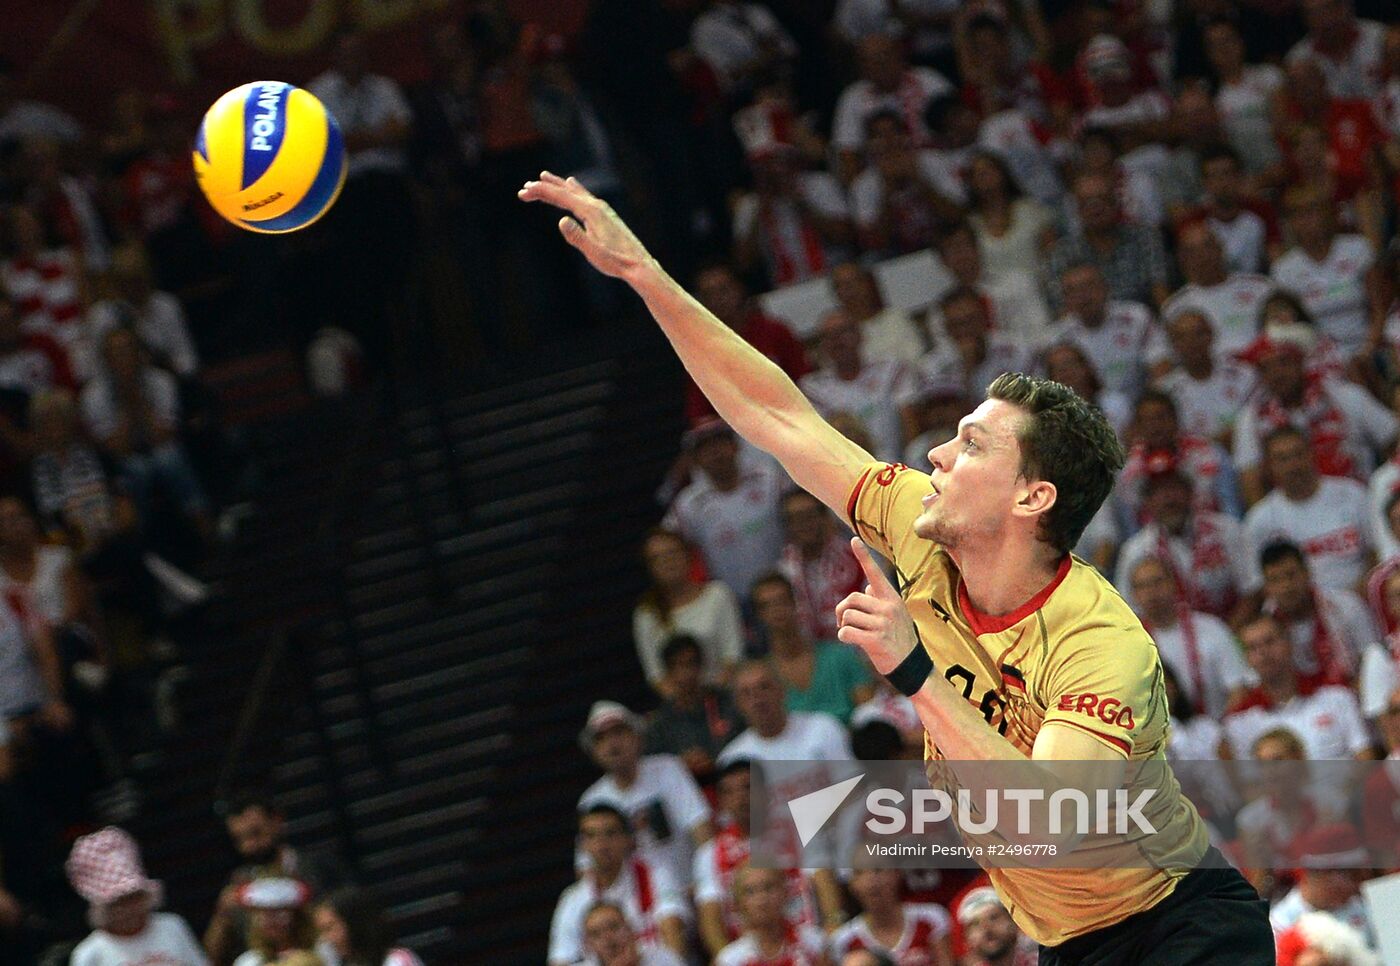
[851,720,903,761]
[986,372,1126,555]
[660,634,703,670]
[1259,540,1306,572]
[579,802,632,834]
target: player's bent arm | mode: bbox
[627,265,872,514]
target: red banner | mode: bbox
[6,0,589,127]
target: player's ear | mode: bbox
[1014,479,1056,520]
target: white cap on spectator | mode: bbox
[66,827,162,907]
[955,885,1004,924]
[579,700,643,752]
[237,876,312,909]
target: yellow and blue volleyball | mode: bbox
[193,81,346,234]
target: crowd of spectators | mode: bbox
[555,0,1400,964]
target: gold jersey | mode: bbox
[847,461,1209,946]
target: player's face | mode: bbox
[918,399,1033,549]
[583,905,636,963]
[964,905,1019,959]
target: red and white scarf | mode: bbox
[1253,377,1358,480]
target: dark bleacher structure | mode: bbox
[124,331,684,963]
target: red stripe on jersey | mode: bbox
[847,465,875,532]
[958,555,1072,635]
[1048,718,1131,756]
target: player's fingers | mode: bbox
[517,178,581,212]
[836,624,875,650]
[837,607,883,632]
[849,537,895,596]
[539,170,567,185]
[558,216,588,248]
[833,590,879,622]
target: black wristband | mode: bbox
[885,644,933,697]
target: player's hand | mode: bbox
[518,171,652,280]
[835,537,919,675]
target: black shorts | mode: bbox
[1038,850,1274,966]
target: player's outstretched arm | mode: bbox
[519,172,870,515]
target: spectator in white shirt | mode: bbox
[1117,470,1250,621]
[1117,390,1243,532]
[690,0,797,97]
[832,34,953,180]
[850,112,964,257]
[1157,309,1256,448]
[715,865,830,966]
[733,146,853,289]
[1039,340,1132,437]
[830,262,928,365]
[1244,430,1376,596]
[828,868,953,965]
[720,661,854,767]
[694,759,838,956]
[1049,262,1168,397]
[1223,613,1374,761]
[577,701,714,889]
[1269,185,1378,356]
[1286,0,1386,99]
[1273,911,1379,966]
[1204,24,1284,176]
[1269,824,1376,945]
[1232,336,1396,502]
[579,901,686,966]
[1125,556,1253,719]
[800,310,922,462]
[66,827,209,966]
[964,151,1057,292]
[927,222,1051,344]
[1160,221,1274,357]
[664,420,789,600]
[88,243,199,378]
[633,527,745,693]
[1259,540,1377,688]
[549,805,690,966]
[918,287,1031,406]
[1258,290,1348,383]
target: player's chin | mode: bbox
[912,509,939,540]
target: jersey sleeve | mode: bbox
[1038,624,1164,758]
[845,460,938,577]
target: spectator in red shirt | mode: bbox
[686,263,809,425]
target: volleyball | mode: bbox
[193,81,346,234]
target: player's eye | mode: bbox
[962,437,977,452]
